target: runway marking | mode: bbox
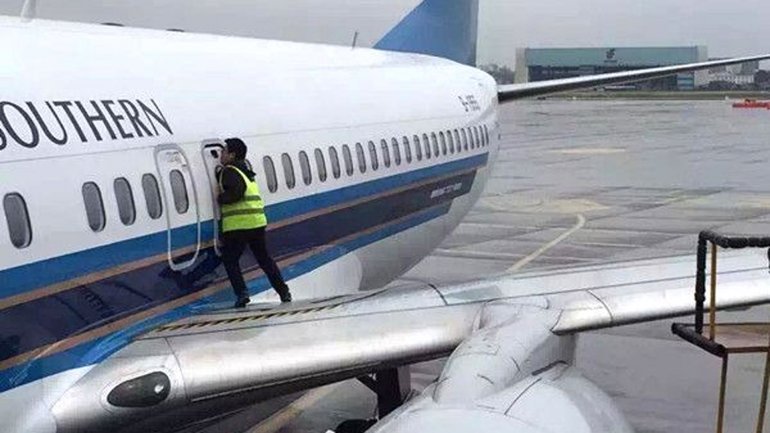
[507,214,587,273]
[481,196,607,214]
[246,383,342,433]
[434,249,527,261]
[548,147,626,155]
[571,240,644,249]
[460,222,542,230]
[480,196,543,212]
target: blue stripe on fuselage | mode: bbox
[1,154,488,299]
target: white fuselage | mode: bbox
[0,16,499,422]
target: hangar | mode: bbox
[515,46,709,90]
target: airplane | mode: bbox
[2,0,770,432]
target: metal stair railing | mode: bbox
[672,231,770,433]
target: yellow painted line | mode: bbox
[246,383,342,433]
[507,214,586,273]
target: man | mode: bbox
[218,138,292,308]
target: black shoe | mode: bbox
[234,297,250,309]
[280,291,292,303]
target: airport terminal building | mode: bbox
[515,46,709,90]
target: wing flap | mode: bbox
[498,54,770,102]
[162,304,478,402]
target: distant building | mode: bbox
[515,46,709,91]
[707,59,759,87]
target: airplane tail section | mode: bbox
[374,0,479,66]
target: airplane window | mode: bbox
[328,146,341,179]
[413,135,423,161]
[368,141,379,171]
[474,127,481,147]
[454,130,461,152]
[439,132,447,156]
[141,174,163,219]
[314,148,327,182]
[462,129,470,150]
[422,133,431,159]
[3,193,32,249]
[343,145,354,176]
[484,125,490,145]
[299,151,313,186]
[391,138,401,166]
[355,143,367,173]
[431,133,439,157]
[380,139,391,168]
[403,136,413,163]
[281,153,296,189]
[114,178,136,226]
[263,156,278,193]
[82,182,106,232]
[169,170,189,214]
[447,130,455,154]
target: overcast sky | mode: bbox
[1,0,768,67]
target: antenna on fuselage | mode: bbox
[21,0,37,22]
[351,31,359,49]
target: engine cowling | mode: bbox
[369,303,633,433]
[370,364,633,433]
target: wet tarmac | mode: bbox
[197,100,770,433]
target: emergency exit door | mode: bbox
[201,141,224,256]
[154,144,201,271]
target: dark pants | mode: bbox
[222,227,289,300]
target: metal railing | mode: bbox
[694,231,770,338]
[688,231,770,433]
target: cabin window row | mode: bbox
[2,171,190,249]
[81,172,190,232]
[264,124,491,193]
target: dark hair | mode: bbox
[225,138,248,160]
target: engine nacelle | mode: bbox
[369,304,633,433]
[370,364,633,433]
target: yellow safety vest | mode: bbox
[220,166,267,232]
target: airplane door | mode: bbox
[154,144,202,271]
[201,141,224,256]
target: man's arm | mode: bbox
[218,167,246,205]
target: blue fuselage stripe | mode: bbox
[1,154,487,297]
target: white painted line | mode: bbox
[460,222,543,230]
[434,249,526,261]
[507,214,587,273]
[246,383,342,433]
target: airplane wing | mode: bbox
[50,250,770,433]
[497,54,770,102]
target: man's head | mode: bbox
[221,138,248,165]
